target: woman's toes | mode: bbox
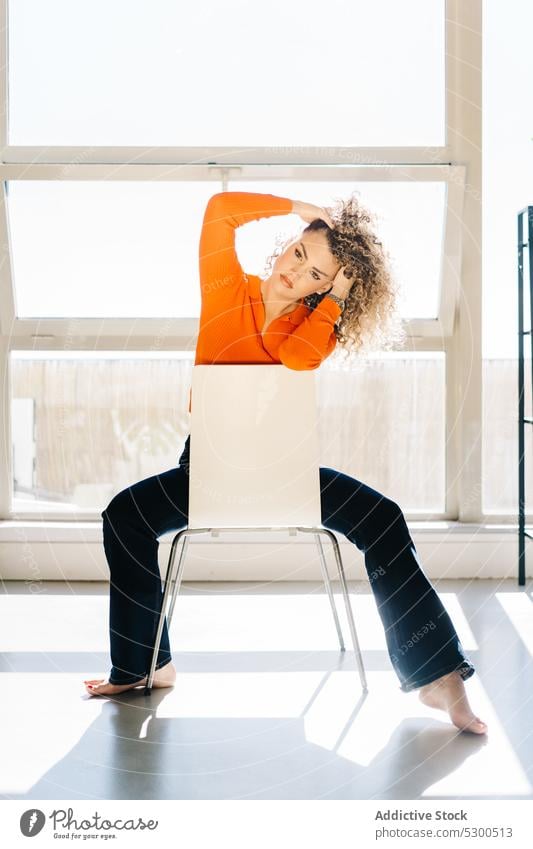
[85,680,108,695]
[455,713,487,734]
[467,724,487,735]
[470,717,488,731]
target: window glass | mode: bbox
[8,0,445,147]
[8,180,212,318]
[9,179,445,319]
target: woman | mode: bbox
[84,191,487,736]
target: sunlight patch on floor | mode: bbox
[0,673,102,794]
[495,593,533,656]
[421,676,531,797]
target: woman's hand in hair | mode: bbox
[291,199,334,229]
[329,265,353,300]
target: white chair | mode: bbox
[144,364,367,693]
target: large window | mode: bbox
[0,0,477,524]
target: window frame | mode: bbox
[0,163,463,340]
[0,0,493,527]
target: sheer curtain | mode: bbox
[316,355,445,512]
[12,354,444,513]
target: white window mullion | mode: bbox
[1,146,454,168]
[445,0,482,521]
[0,338,11,517]
[0,182,15,334]
[0,0,6,152]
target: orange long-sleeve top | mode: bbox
[188,191,342,413]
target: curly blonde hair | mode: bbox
[262,191,407,364]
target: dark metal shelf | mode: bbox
[517,207,533,585]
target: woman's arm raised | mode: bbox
[198,191,293,302]
[291,199,335,229]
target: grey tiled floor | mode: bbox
[1,579,532,800]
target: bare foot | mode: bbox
[83,662,176,697]
[418,670,487,734]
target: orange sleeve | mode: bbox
[199,191,293,302]
[277,296,342,370]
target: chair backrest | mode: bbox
[188,364,322,528]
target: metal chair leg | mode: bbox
[143,524,367,696]
[144,527,191,694]
[300,526,368,692]
[166,535,190,628]
[324,529,368,692]
[314,532,345,651]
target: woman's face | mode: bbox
[271,231,341,300]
